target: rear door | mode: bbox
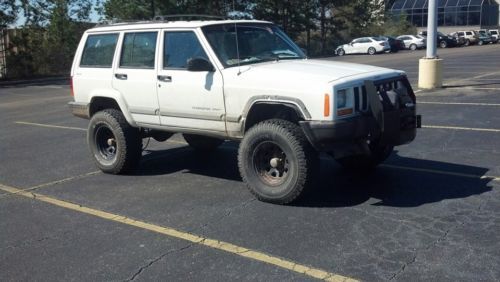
[112,30,160,125]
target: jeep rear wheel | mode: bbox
[88,109,142,174]
[336,142,394,170]
[183,134,223,151]
[238,119,318,204]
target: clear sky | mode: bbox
[13,0,101,27]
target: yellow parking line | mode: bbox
[381,164,500,182]
[419,101,500,107]
[0,183,357,282]
[15,121,86,131]
[422,125,500,133]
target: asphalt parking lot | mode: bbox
[1,44,499,281]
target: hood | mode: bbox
[233,59,401,83]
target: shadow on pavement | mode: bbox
[0,78,69,88]
[137,145,493,208]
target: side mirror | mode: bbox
[187,58,215,72]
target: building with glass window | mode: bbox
[389,0,499,30]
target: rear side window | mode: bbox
[120,32,158,69]
[466,32,472,35]
[164,31,209,69]
[80,34,118,68]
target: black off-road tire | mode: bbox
[88,109,142,174]
[368,47,376,55]
[336,143,394,171]
[238,119,318,204]
[183,134,224,151]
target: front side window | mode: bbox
[120,32,158,68]
[163,31,209,69]
[80,33,118,67]
[202,23,305,67]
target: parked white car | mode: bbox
[335,37,390,56]
[489,29,499,43]
[69,18,420,204]
[397,35,426,50]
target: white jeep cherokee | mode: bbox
[69,19,421,204]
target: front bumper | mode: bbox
[300,113,421,152]
[68,102,90,119]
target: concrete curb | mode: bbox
[0,77,69,86]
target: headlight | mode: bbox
[336,88,354,117]
[337,89,347,108]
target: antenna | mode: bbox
[232,0,242,75]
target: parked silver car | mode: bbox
[336,37,390,56]
[397,35,426,50]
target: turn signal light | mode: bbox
[337,108,353,116]
[324,94,330,117]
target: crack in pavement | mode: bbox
[1,230,73,252]
[388,202,486,280]
[124,243,196,281]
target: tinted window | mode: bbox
[80,34,118,68]
[120,32,157,68]
[164,31,209,69]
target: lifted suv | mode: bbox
[69,18,421,204]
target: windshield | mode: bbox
[202,23,305,67]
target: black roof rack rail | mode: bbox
[153,14,227,22]
[94,13,254,27]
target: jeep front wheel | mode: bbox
[88,109,142,174]
[183,134,223,151]
[238,119,318,204]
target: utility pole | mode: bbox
[418,0,443,89]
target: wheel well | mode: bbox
[244,103,303,132]
[89,97,121,117]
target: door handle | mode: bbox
[157,75,172,82]
[115,73,128,80]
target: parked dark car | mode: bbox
[418,31,461,48]
[377,36,405,52]
[475,30,493,45]
[448,32,466,46]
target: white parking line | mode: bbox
[419,101,500,106]
[381,164,500,182]
[423,125,500,133]
[15,121,86,131]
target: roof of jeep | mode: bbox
[86,20,272,33]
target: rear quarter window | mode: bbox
[80,33,119,68]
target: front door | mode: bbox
[112,30,160,125]
[156,30,226,133]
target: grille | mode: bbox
[355,78,409,113]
